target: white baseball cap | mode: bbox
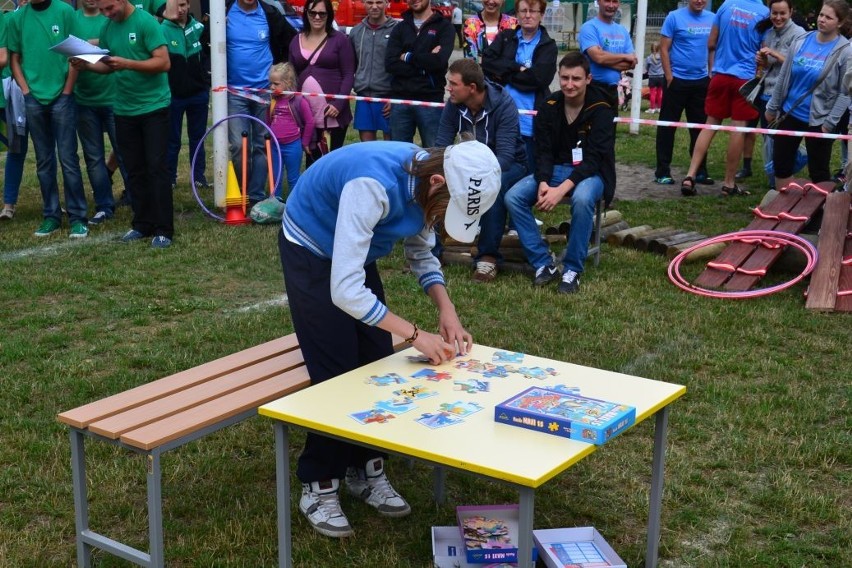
[442,140,502,243]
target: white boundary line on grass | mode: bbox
[233,294,289,313]
[0,232,122,262]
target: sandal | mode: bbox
[720,184,751,197]
[680,176,697,197]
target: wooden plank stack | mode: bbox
[694,180,832,291]
[606,225,720,261]
[805,191,852,312]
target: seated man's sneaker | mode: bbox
[557,270,580,294]
[472,260,498,283]
[299,479,353,538]
[533,264,559,287]
[345,458,411,517]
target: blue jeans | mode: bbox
[169,90,209,185]
[476,160,527,262]
[227,92,270,202]
[2,121,27,206]
[273,138,302,199]
[389,105,441,148]
[77,104,117,216]
[505,165,603,274]
[25,93,87,223]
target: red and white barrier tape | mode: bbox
[216,85,852,140]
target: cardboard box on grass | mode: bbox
[532,527,626,568]
[432,526,519,567]
[456,505,537,564]
[494,387,635,445]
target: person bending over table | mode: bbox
[277,138,501,538]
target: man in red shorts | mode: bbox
[679,0,768,197]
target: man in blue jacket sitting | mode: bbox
[435,58,527,283]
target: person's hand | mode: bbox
[411,330,456,365]
[324,105,340,118]
[437,307,472,357]
[431,45,441,54]
[69,57,87,71]
[104,56,130,71]
[765,111,776,124]
[382,101,391,118]
[535,181,569,212]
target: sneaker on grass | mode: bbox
[472,260,497,283]
[533,264,559,287]
[0,204,15,221]
[88,211,111,226]
[121,229,146,242]
[300,479,354,538]
[34,218,61,237]
[653,176,674,185]
[558,270,580,294]
[345,458,411,517]
[151,236,172,249]
[69,220,89,238]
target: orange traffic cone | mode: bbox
[224,160,251,225]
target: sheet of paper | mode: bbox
[49,35,109,58]
[70,53,109,64]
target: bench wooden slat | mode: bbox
[87,349,306,439]
[120,369,311,450]
[57,335,301,428]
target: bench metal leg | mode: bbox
[70,429,93,568]
[147,452,165,568]
[645,406,670,568]
[274,422,293,568]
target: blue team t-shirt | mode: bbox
[226,2,272,89]
[661,7,714,80]
[578,17,634,86]
[785,33,840,122]
[712,0,769,79]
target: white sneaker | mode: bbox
[0,204,15,221]
[299,479,353,538]
[472,260,498,283]
[345,458,411,517]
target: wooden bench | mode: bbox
[58,333,404,567]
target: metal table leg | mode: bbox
[517,486,535,568]
[645,406,670,568]
[275,422,292,568]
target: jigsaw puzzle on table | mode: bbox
[349,349,565,429]
[494,387,636,444]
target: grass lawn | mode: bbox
[0,121,849,567]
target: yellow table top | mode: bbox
[259,344,686,487]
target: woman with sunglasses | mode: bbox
[289,0,355,165]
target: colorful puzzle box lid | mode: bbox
[494,387,636,445]
[432,526,518,567]
[455,505,537,564]
[532,527,627,568]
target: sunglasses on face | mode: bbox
[308,9,328,18]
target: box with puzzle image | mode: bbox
[454,504,538,564]
[494,387,635,445]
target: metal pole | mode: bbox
[630,0,648,134]
[209,0,229,208]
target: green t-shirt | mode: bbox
[0,13,7,109]
[73,10,114,108]
[99,8,170,116]
[7,0,76,105]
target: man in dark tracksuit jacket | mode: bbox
[505,52,615,294]
[385,0,455,147]
[435,58,527,283]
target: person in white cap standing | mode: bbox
[277,138,501,538]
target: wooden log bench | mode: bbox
[57,333,404,567]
